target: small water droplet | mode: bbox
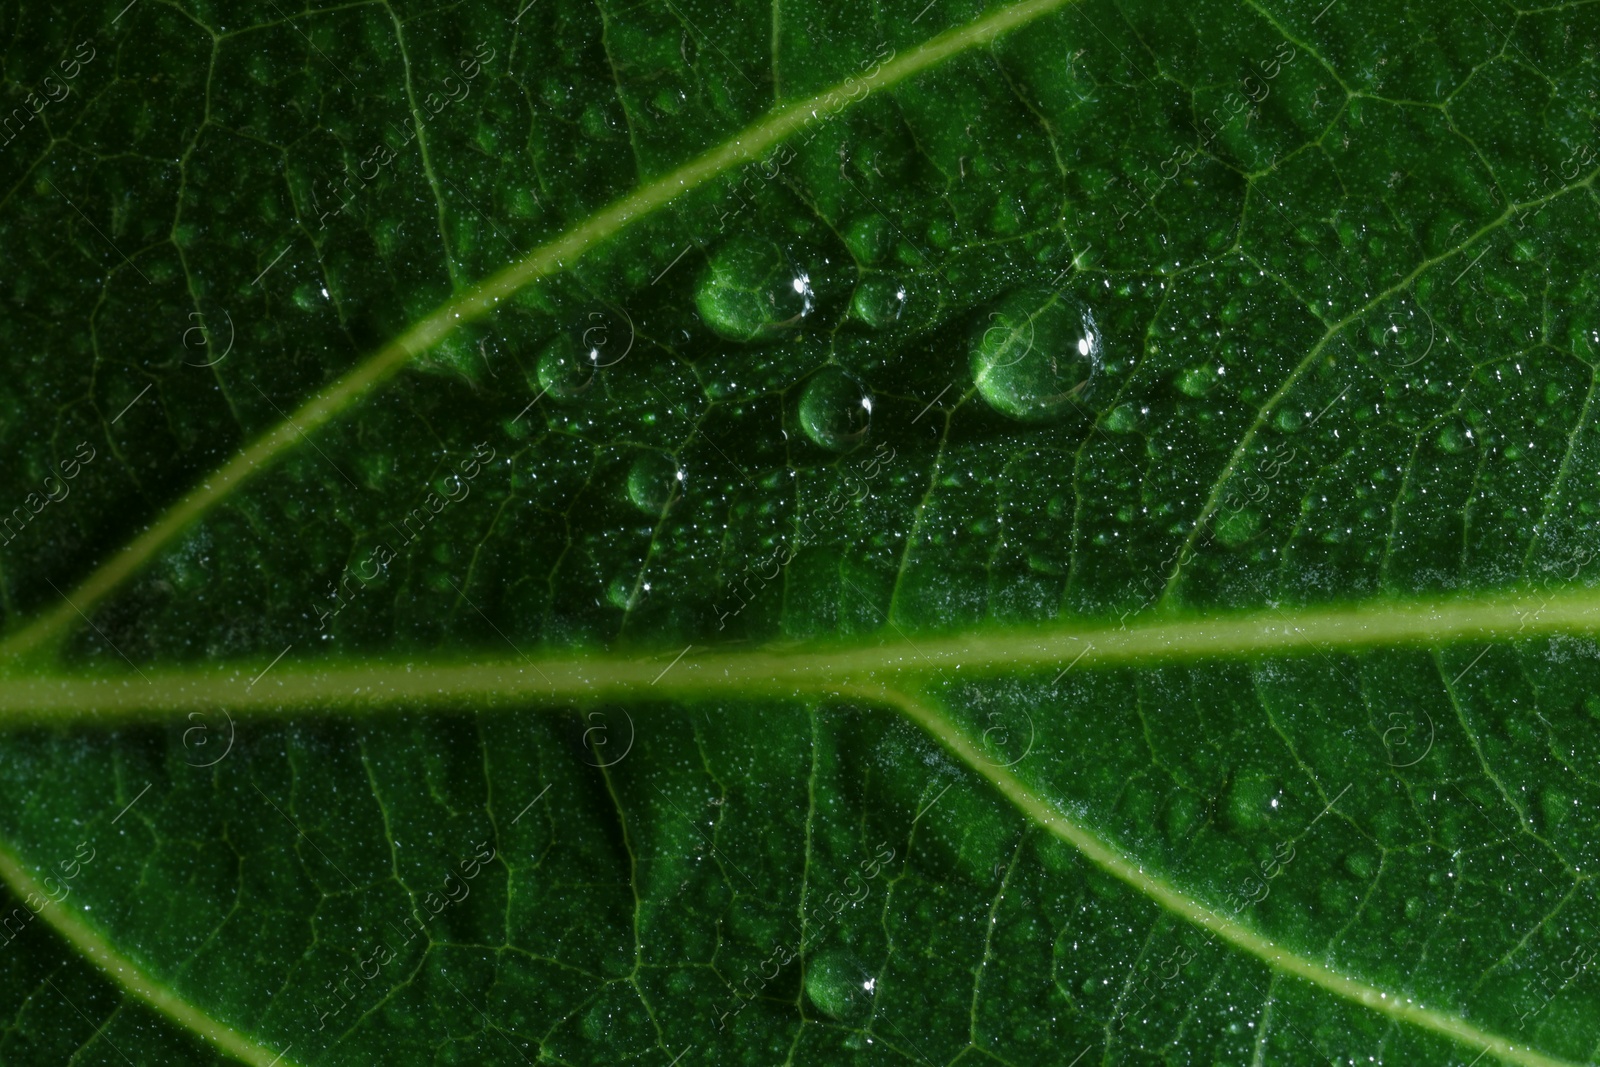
[626,451,685,514]
[1175,366,1215,398]
[798,368,872,452]
[1344,851,1377,880]
[804,950,875,1020]
[1435,419,1473,454]
[606,573,642,610]
[971,287,1101,421]
[1215,507,1262,547]
[1103,403,1140,434]
[851,275,908,328]
[1223,774,1284,832]
[536,333,598,398]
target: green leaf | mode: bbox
[2,0,1599,1064]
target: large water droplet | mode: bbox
[971,287,1101,421]
[798,368,872,452]
[696,234,818,342]
[536,333,598,398]
[804,950,875,1021]
[626,451,685,514]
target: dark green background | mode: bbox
[2,0,1599,1063]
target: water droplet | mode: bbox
[971,287,1101,422]
[1175,366,1215,398]
[1103,403,1140,434]
[843,214,891,264]
[1215,507,1262,547]
[606,573,642,611]
[798,368,872,452]
[850,275,909,328]
[1344,851,1376,880]
[1163,791,1203,839]
[804,950,874,1020]
[1223,774,1283,832]
[696,234,818,342]
[626,451,685,514]
[1435,419,1473,454]
[536,333,598,398]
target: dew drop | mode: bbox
[1215,507,1262,547]
[851,275,908,328]
[798,368,872,452]
[971,287,1101,421]
[843,213,891,264]
[1435,418,1474,454]
[1175,366,1215,398]
[626,451,685,514]
[1223,774,1284,832]
[1103,403,1140,434]
[804,950,875,1021]
[536,333,599,398]
[1344,851,1377,880]
[696,234,818,342]
[606,573,641,611]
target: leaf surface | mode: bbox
[2,0,1600,1064]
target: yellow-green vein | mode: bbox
[0,842,301,1067]
[871,685,1580,1067]
[1,582,1595,722]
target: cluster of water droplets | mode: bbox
[512,231,1114,549]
